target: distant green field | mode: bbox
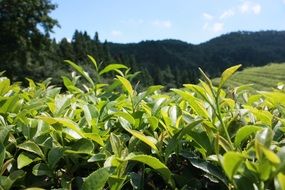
[212,63,285,90]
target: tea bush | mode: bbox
[1,56,285,189]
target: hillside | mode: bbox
[2,28,285,88]
[212,63,285,90]
[108,31,285,86]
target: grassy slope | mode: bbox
[212,63,285,90]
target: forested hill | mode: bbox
[108,31,285,87]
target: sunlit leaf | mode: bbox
[119,118,158,152]
[261,146,280,165]
[17,141,44,159]
[117,75,133,96]
[275,173,285,190]
[219,64,241,89]
[38,116,85,138]
[64,60,94,86]
[171,89,209,119]
[234,125,262,147]
[222,151,244,180]
[99,64,128,75]
[87,54,98,72]
[17,152,40,169]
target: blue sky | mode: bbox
[50,0,285,44]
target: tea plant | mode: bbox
[1,56,285,189]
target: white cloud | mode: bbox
[152,20,172,29]
[283,0,285,4]
[252,4,261,14]
[212,22,224,32]
[203,22,224,33]
[220,9,235,19]
[240,1,250,13]
[111,30,122,38]
[203,12,214,20]
[239,1,262,15]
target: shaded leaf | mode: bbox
[32,163,52,177]
[0,143,4,169]
[0,170,25,190]
[124,153,174,188]
[48,147,64,169]
[82,167,111,190]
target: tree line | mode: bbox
[1,0,285,88]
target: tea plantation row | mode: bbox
[1,57,285,189]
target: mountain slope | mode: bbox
[108,31,285,86]
[212,63,285,90]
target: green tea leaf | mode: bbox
[172,89,209,119]
[54,94,73,116]
[168,105,181,127]
[129,172,142,190]
[110,133,124,157]
[125,153,174,187]
[65,138,94,155]
[84,133,104,146]
[48,147,64,169]
[219,64,241,89]
[261,146,280,164]
[182,155,228,185]
[82,167,111,190]
[244,105,273,126]
[87,55,98,72]
[0,77,10,96]
[255,128,273,149]
[275,173,285,190]
[17,141,44,159]
[17,152,40,169]
[114,112,135,125]
[38,116,85,138]
[0,170,25,190]
[0,143,4,169]
[108,175,126,190]
[222,151,244,180]
[117,75,133,96]
[165,120,202,158]
[32,163,52,177]
[235,125,262,147]
[99,64,127,75]
[0,94,19,113]
[64,60,94,86]
[119,118,158,152]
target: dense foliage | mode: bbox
[0,0,58,81]
[1,58,285,189]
